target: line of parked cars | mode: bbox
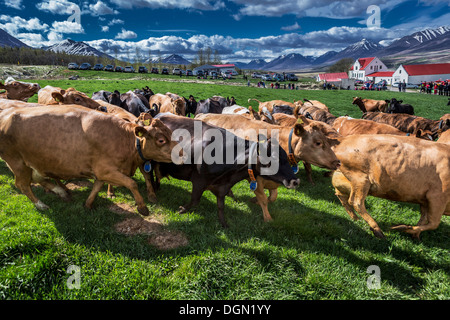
[252,72,298,82]
[68,63,193,76]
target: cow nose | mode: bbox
[287,178,300,189]
[333,160,341,169]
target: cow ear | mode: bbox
[385,100,390,103]
[294,123,305,136]
[52,91,65,103]
[398,100,403,103]
[297,114,310,125]
[135,126,147,138]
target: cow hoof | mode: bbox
[35,200,50,211]
[178,206,187,214]
[370,228,386,239]
[138,206,149,216]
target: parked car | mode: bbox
[79,63,92,70]
[115,66,124,72]
[150,67,159,74]
[172,68,182,75]
[161,68,169,75]
[104,65,114,72]
[68,62,79,70]
[273,73,285,82]
[186,69,193,76]
[251,72,262,78]
[139,66,148,73]
[196,70,204,77]
[261,74,272,81]
[285,73,298,81]
[93,64,104,71]
[124,66,135,73]
[210,71,218,79]
[221,71,232,79]
[392,82,419,89]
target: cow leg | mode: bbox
[85,180,105,209]
[254,182,273,222]
[303,162,314,184]
[107,184,116,198]
[38,178,71,202]
[348,180,384,238]
[179,181,205,214]
[268,188,278,203]
[331,171,358,220]
[208,186,230,228]
[96,171,149,216]
[392,199,446,240]
[6,158,49,210]
[138,166,157,203]
[335,190,359,221]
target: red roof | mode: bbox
[318,72,349,82]
[368,71,394,77]
[358,57,375,70]
[212,64,235,68]
[403,63,450,76]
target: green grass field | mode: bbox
[1,71,449,300]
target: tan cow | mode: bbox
[0,105,182,214]
[38,86,100,109]
[437,129,450,144]
[150,93,186,116]
[352,97,389,113]
[332,134,450,239]
[0,77,40,101]
[248,98,296,113]
[333,116,419,137]
[302,99,329,112]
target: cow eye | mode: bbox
[315,141,322,147]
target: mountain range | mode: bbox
[1,25,449,71]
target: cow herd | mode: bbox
[0,77,449,241]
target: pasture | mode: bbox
[1,73,449,300]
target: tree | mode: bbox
[205,47,212,64]
[329,58,354,73]
[197,48,205,66]
[213,49,222,65]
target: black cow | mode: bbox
[91,90,112,102]
[447,98,450,106]
[195,98,228,116]
[272,105,294,115]
[153,114,299,227]
[387,98,415,115]
[119,91,151,117]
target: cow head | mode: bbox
[172,98,186,116]
[251,138,300,189]
[108,90,121,106]
[0,77,40,101]
[290,121,341,170]
[134,117,183,164]
[52,88,100,109]
[352,97,367,113]
[185,95,197,116]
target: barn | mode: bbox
[392,63,450,85]
[316,72,354,89]
[366,71,395,85]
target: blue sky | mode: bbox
[1,0,449,62]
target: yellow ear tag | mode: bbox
[143,120,150,126]
[297,118,304,124]
[138,131,144,137]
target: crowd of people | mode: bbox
[419,80,449,95]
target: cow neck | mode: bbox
[287,128,298,166]
[135,138,149,162]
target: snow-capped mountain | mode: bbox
[43,39,114,59]
[147,54,191,65]
[0,28,29,48]
[262,53,314,71]
[322,39,381,65]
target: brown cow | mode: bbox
[38,86,100,109]
[362,112,450,140]
[248,98,296,113]
[332,134,450,239]
[0,105,181,214]
[150,93,185,116]
[0,77,40,101]
[296,105,337,126]
[352,97,388,113]
[302,99,329,112]
[437,129,450,144]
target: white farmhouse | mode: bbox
[392,63,450,84]
[349,57,388,80]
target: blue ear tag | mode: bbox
[144,161,152,173]
[292,165,299,174]
[249,180,257,191]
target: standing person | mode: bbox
[434,82,438,95]
[444,81,449,96]
[438,82,444,95]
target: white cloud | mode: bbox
[101,26,110,32]
[36,0,78,15]
[4,0,23,10]
[115,28,137,39]
[0,15,49,35]
[108,18,124,26]
[88,1,119,15]
[281,22,301,31]
[51,21,84,34]
[109,0,225,11]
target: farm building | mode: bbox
[316,72,354,89]
[193,64,237,75]
[392,63,450,84]
[366,71,395,85]
[349,57,388,80]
